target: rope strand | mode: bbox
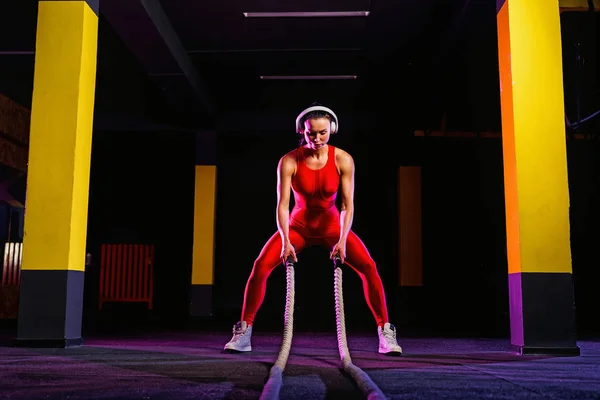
[334,263,387,399]
[259,255,387,400]
[259,258,295,400]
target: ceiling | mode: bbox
[153,0,495,125]
[6,0,590,134]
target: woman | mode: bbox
[224,104,402,355]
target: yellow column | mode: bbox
[189,131,217,316]
[16,0,98,347]
[497,0,578,355]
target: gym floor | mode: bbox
[1,330,599,399]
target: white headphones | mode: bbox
[295,105,339,134]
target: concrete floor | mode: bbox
[1,331,599,399]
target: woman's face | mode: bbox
[303,117,331,150]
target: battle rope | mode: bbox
[333,255,386,400]
[259,255,295,400]
[259,254,387,400]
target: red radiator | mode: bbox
[99,244,154,310]
[2,242,22,286]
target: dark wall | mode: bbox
[561,12,599,132]
[86,130,196,326]
[566,141,600,336]
[83,128,600,337]
[390,137,508,337]
[212,133,600,336]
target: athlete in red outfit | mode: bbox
[224,104,402,354]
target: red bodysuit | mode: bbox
[241,145,389,327]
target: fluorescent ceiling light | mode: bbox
[260,75,358,80]
[244,11,369,18]
[0,51,34,55]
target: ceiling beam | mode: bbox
[215,110,377,133]
[101,0,214,115]
[559,0,600,11]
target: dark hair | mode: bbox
[298,102,332,146]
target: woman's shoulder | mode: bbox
[333,146,353,163]
[283,147,300,160]
[279,148,300,166]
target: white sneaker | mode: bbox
[224,321,253,352]
[378,322,403,355]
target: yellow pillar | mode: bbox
[16,0,99,347]
[496,0,579,355]
[189,131,217,316]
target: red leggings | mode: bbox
[241,227,389,327]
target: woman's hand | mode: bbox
[330,241,347,264]
[281,242,297,265]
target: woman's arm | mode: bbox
[276,154,296,247]
[338,150,355,243]
[331,149,355,262]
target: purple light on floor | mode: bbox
[508,272,524,348]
